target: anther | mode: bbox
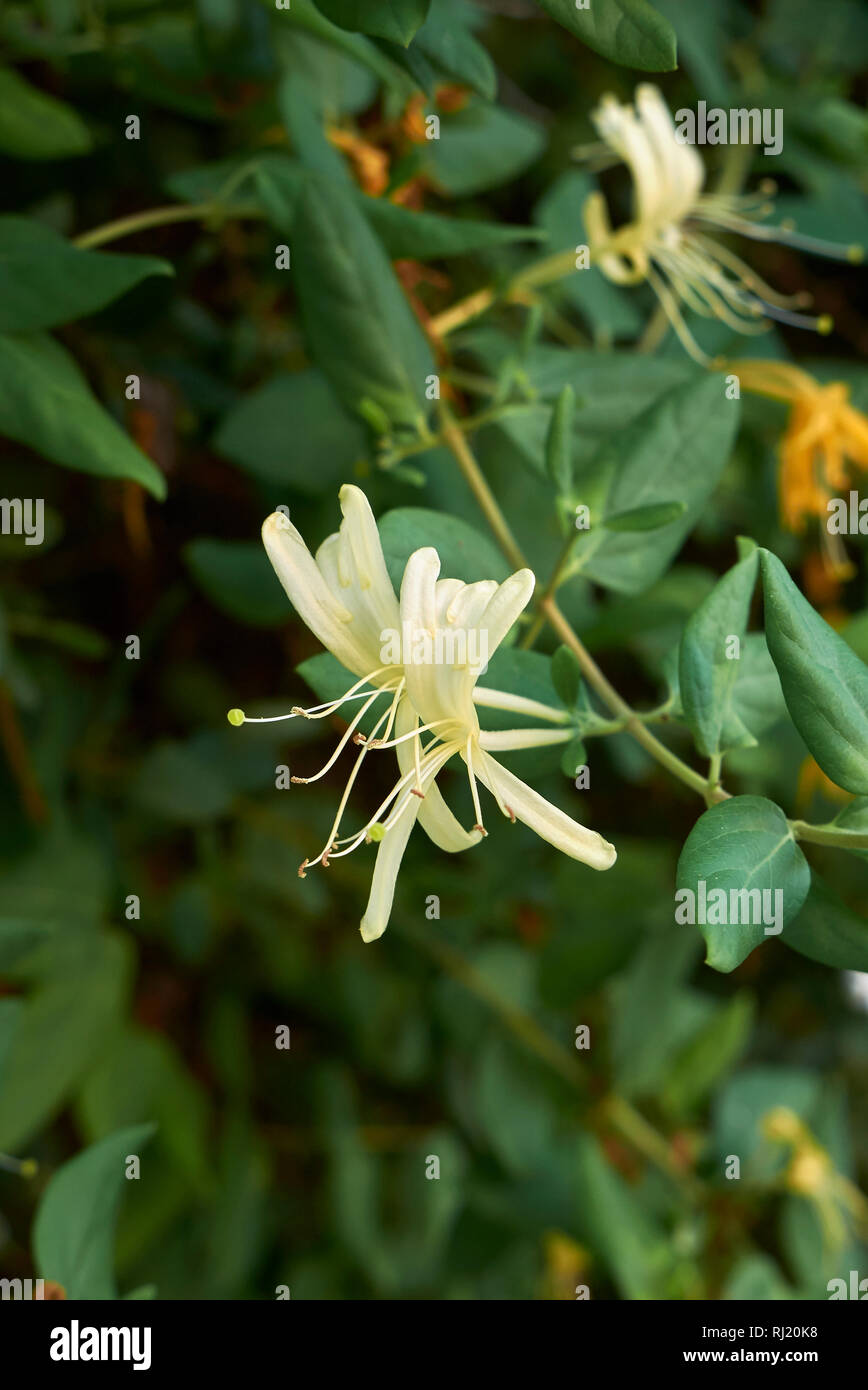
[298,859,308,879]
[473,824,488,836]
[505,805,516,823]
[411,787,425,798]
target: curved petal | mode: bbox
[360,800,419,942]
[474,748,617,871]
[480,569,535,655]
[337,484,402,638]
[393,699,482,853]
[262,511,371,676]
[636,84,703,222]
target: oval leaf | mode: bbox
[677,796,811,973]
[34,1124,155,1299]
[760,549,868,793]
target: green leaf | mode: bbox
[476,1036,555,1176]
[427,103,546,198]
[550,645,584,709]
[602,499,687,532]
[0,932,131,1152]
[723,1254,795,1301]
[559,734,587,779]
[213,368,365,490]
[315,0,431,46]
[727,633,786,744]
[545,385,575,493]
[0,218,172,333]
[760,549,868,794]
[133,739,235,824]
[411,0,496,100]
[574,375,740,595]
[533,172,643,339]
[78,1028,211,1192]
[286,173,434,430]
[184,538,289,626]
[0,332,166,498]
[829,797,868,859]
[481,647,565,718]
[0,68,93,159]
[679,544,759,756]
[535,0,677,72]
[784,873,868,971]
[33,1124,155,1299]
[677,796,811,973]
[571,1133,673,1299]
[359,196,546,259]
[378,507,510,589]
[662,992,754,1116]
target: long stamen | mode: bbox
[308,681,405,865]
[290,688,384,784]
[645,264,714,365]
[465,736,487,836]
[366,718,454,752]
[229,667,397,728]
[692,209,863,263]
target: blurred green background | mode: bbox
[0,0,867,1301]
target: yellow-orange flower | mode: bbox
[733,359,868,578]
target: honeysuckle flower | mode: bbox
[733,359,868,578]
[228,485,616,942]
[583,85,861,363]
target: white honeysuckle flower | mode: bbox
[228,485,616,943]
[584,84,860,363]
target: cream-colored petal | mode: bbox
[262,512,371,676]
[474,748,616,870]
[338,484,401,636]
[393,699,481,853]
[359,799,419,942]
[400,547,447,722]
[478,727,573,752]
[480,569,535,655]
[636,84,704,222]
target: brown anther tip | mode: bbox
[473,824,488,837]
[290,776,305,784]
[291,706,307,717]
[367,738,383,748]
[505,806,516,823]
[411,787,425,798]
[352,733,367,744]
[298,860,308,879]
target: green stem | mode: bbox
[437,403,526,570]
[542,596,727,803]
[439,418,729,805]
[73,200,261,250]
[404,922,701,1194]
[790,820,868,851]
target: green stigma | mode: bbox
[227,708,245,727]
[848,244,864,265]
[817,314,834,336]
[368,822,386,842]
